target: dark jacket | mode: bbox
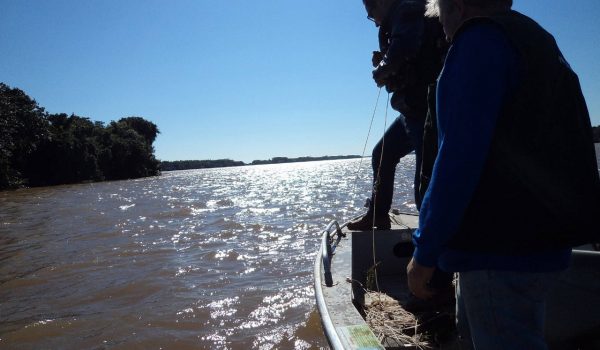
[447,11,600,253]
[376,0,446,118]
[418,81,438,200]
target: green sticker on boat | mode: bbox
[337,324,384,350]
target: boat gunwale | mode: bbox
[314,226,346,350]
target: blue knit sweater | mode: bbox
[412,22,571,272]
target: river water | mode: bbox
[2,145,599,350]
[0,156,420,350]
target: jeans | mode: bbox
[371,115,424,215]
[456,270,562,350]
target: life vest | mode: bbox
[444,11,600,253]
[378,4,448,118]
[396,17,447,119]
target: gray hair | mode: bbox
[425,0,440,17]
[425,0,512,17]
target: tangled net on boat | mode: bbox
[364,291,431,349]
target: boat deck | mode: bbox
[316,212,456,349]
[315,211,600,350]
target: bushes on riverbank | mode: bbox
[0,83,160,190]
[161,159,245,171]
[160,155,363,171]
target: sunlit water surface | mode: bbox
[0,157,420,350]
[2,145,599,350]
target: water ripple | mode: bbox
[0,157,424,349]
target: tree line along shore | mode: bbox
[1,83,160,190]
[159,155,362,171]
[1,83,599,190]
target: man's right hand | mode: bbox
[407,257,435,300]
[373,64,392,88]
[372,51,384,67]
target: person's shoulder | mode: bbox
[445,18,518,73]
[453,19,511,52]
[391,0,425,19]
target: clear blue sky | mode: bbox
[2,0,599,163]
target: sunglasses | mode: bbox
[366,5,376,22]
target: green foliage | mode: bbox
[0,83,48,188]
[0,83,160,189]
[26,114,103,186]
[160,155,363,171]
[118,116,160,144]
[102,121,160,179]
[160,159,244,171]
[250,155,362,165]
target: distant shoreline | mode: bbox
[160,155,363,172]
[162,144,600,172]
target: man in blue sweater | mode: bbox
[407,0,600,348]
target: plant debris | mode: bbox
[364,291,431,349]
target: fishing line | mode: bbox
[371,91,391,293]
[350,87,383,216]
[347,86,390,293]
